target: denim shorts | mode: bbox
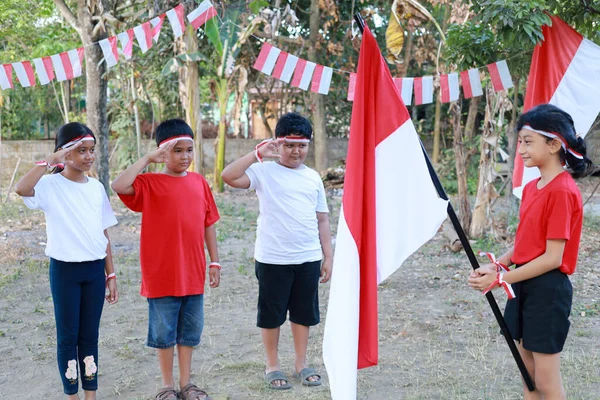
[147,295,204,348]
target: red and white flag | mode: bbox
[392,77,414,106]
[12,61,36,87]
[347,72,357,101]
[272,51,299,83]
[33,57,55,85]
[0,64,13,90]
[117,29,135,60]
[99,37,119,68]
[187,0,217,30]
[51,48,84,82]
[166,4,186,38]
[414,76,434,105]
[487,60,513,92]
[134,22,155,53]
[460,68,483,98]
[150,15,165,42]
[310,65,333,95]
[323,25,448,400]
[253,43,281,76]
[513,16,600,197]
[291,59,316,91]
[440,72,459,103]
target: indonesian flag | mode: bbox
[51,48,84,82]
[440,73,459,103]
[0,64,13,90]
[272,51,299,83]
[253,43,281,75]
[187,0,217,30]
[166,4,186,38]
[291,59,317,91]
[134,22,155,53]
[487,60,513,92]
[33,57,55,85]
[513,16,600,198]
[460,68,483,98]
[392,77,414,106]
[150,15,165,42]
[99,37,119,68]
[310,65,333,95]
[322,25,448,400]
[12,61,36,87]
[414,76,434,105]
[117,29,135,60]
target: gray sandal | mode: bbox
[296,367,322,386]
[264,370,292,390]
[155,387,179,400]
[179,383,210,400]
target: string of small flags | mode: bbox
[0,0,216,90]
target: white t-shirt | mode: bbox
[23,174,118,262]
[246,161,329,264]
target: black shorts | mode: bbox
[504,267,572,354]
[255,260,321,329]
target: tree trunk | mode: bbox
[506,76,520,199]
[309,0,327,171]
[464,96,479,141]
[131,69,142,160]
[433,97,442,163]
[450,101,472,230]
[214,79,227,192]
[400,27,413,78]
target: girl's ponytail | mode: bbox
[566,137,596,179]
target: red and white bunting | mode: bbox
[134,22,155,53]
[487,60,513,92]
[187,0,217,30]
[291,60,316,91]
[51,48,84,82]
[311,65,333,94]
[166,4,186,38]
[413,76,433,105]
[440,73,459,103]
[99,37,119,68]
[392,77,414,106]
[272,52,299,83]
[252,43,281,75]
[0,64,13,90]
[12,61,36,87]
[461,68,483,98]
[33,57,55,85]
[347,72,357,101]
[150,15,165,42]
[117,29,135,60]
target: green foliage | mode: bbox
[445,22,502,70]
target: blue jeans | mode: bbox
[147,295,204,348]
[49,258,105,395]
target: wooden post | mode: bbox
[5,158,21,203]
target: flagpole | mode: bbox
[353,13,535,392]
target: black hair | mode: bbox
[155,119,194,146]
[53,122,96,173]
[516,104,596,179]
[275,112,313,140]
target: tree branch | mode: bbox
[581,0,600,14]
[53,0,81,34]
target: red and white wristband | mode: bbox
[483,272,515,299]
[478,251,510,272]
[105,272,116,286]
[209,262,221,270]
[35,160,64,170]
[254,139,274,163]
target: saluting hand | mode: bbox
[257,139,281,160]
[48,141,83,166]
[146,142,174,164]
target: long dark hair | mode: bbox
[53,122,96,173]
[516,104,596,179]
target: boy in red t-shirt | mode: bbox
[468,104,596,399]
[112,119,220,400]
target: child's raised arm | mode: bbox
[111,147,169,195]
[221,140,281,189]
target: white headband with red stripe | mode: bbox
[522,125,583,159]
[158,135,194,148]
[61,134,95,149]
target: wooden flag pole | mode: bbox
[353,13,535,392]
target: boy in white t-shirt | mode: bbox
[221,112,333,390]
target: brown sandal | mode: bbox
[180,383,211,400]
[155,387,179,400]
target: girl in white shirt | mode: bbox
[14,122,118,400]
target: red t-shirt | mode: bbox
[512,172,582,275]
[118,172,220,298]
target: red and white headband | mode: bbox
[280,135,310,144]
[158,135,194,148]
[522,125,583,159]
[61,134,95,149]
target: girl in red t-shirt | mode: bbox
[468,104,596,399]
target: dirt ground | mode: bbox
[0,179,599,400]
